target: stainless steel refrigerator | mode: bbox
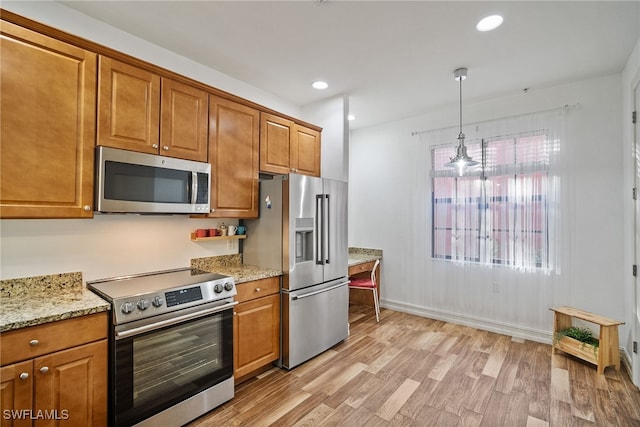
[243,174,349,369]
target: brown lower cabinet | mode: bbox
[0,313,108,426]
[233,277,280,382]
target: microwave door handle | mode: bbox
[191,171,198,204]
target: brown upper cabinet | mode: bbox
[98,56,208,162]
[0,20,97,219]
[208,96,260,218]
[260,113,321,177]
[292,124,321,177]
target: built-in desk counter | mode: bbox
[348,248,382,308]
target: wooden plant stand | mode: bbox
[550,306,624,375]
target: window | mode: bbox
[432,131,550,270]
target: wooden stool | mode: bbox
[550,306,624,375]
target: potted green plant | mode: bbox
[554,326,599,359]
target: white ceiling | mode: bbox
[59,1,639,129]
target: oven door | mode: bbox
[111,300,235,427]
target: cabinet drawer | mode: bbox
[1,312,108,366]
[349,261,376,276]
[236,277,279,304]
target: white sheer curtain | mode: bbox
[421,107,570,332]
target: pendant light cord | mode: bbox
[459,76,463,138]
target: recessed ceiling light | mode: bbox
[312,81,328,90]
[476,15,503,32]
[347,114,355,121]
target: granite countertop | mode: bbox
[348,247,382,267]
[0,272,111,333]
[191,254,282,284]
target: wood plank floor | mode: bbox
[187,305,640,426]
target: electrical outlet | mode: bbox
[492,282,500,293]
[227,239,234,250]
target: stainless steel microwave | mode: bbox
[95,146,211,214]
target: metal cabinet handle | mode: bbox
[83,205,92,212]
[255,287,261,292]
[19,373,29,380]
[39,367,49,374]
[29,339,39,346]
[152,144,159,149]
[162,146,169,151]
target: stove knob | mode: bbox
[214,283,224,293]
[224,281,234,292]
[151,296,164,307]
[121,302,134,314]
[137,299,150,310]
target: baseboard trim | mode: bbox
[381,298,553,344]
[621,347,635,382]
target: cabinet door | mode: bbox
[292,124,321,177]
[0,361,33,427]
[209,96,259,218]
[34,340,108,427]
[160,78,208,162]
[98,56,160,154]
[0,21,96,219]
[233,294,280,379]
[260,113,294,175]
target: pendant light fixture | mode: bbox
[445,67,479,176]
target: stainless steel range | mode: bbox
[87,268,237,427]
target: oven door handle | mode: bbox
[115,301,238,340]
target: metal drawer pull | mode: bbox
[255,287,261,292]
[19,373,29,380]
[29,339,39,346]
[39,367,49,374]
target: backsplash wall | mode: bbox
[0,215,238,282]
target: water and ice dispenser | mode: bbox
[295,218,314,264]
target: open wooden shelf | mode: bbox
[190,232,247,242]
[550,306,623,375]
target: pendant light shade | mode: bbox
[444,67,479,175]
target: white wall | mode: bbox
[0,216,238,281]
[349,74,626,348]
[302,95,349,181]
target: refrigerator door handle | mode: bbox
[316,194,324,265]
[291,281,349,300]
[325,194,330,264]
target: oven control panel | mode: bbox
[112,278,236,323]
[87,268,237,325]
